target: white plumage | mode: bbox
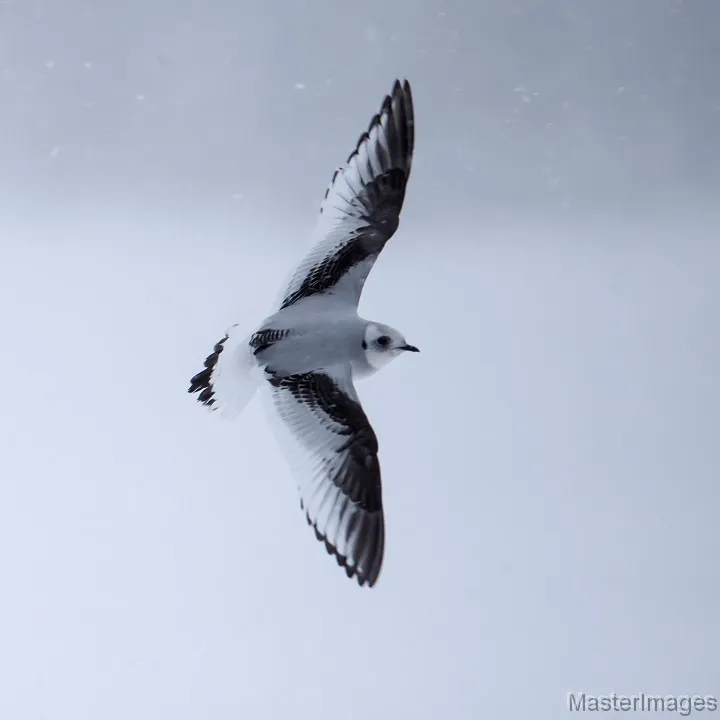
[189,80,417,587]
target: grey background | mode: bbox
[1,1,718,718]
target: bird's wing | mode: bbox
[277,79,414,311]
[261,364,385,587]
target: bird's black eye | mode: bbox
[376,335,391,347]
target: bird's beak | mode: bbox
[400,344,420,353]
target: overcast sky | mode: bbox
[1,1,719,718]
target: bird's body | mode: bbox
[189,79,417,587]
[251,302,372,380]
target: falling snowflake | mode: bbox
[294,82,306,91]
[364,27,378,44]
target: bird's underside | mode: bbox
[188,79,415,587]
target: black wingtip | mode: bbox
[345,78,414,171]
[305,511,381,588]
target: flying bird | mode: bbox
[189,79,417,588]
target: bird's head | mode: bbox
[362,322,419,371]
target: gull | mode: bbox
[189,79,417,588]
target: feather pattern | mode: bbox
[188,324,260,418]
[278,79,414,311]
[189,335,229,408]
[249,328,293,355]
[262,365,385,587]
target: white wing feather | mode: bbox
[276,80,414,311]
[259,364,385,587]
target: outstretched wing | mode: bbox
[261,365,385,587]
[278,79,414,311]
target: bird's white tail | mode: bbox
[188,323,261,418]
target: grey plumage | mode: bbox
[189,79,417,588]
